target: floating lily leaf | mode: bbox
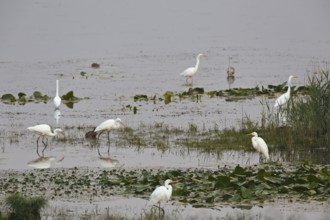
[264,176,282,185]
[232,164,246,175]
[214,175,231,188]
[18,92,26,99]
[163,91,173,104]
[1,93,16,103]
[240,186,254,199]
[62,91,79,102]
[134,94,148,102]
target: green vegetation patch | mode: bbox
[0,163,329,209]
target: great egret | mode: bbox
[53,79,61,108]
[147,179,176,213]
[94,118,124,154]
[274,75,297,108]
[227,57,235,77]
[180,53,206,85]
[27,124,64,156]
[248,132,270,161]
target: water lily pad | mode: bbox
[1,93,16,103]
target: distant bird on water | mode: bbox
[227,57,235,78]
[274,75,297,108]
[27,124,64,156]
[53,79,61,108]
[180,53,207,85]
[248,132,270,161]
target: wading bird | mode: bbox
[180,53,206,85]
[27,124,64,156]
[147,179,176,214]
[53,79,61,108]
[94,118,124,153]
[227,57,235,78]
[248,132,270,161]
[274,75,297,108]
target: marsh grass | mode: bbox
[4,194,47,220]
[255,71,330,150]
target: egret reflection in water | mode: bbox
[28,156,56,169]
[96,144,119,168]
[227,75,235,89]
[53,108,62,125]
[96,157,119,168]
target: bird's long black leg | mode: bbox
[36,136,41,157]
[41,136,48,157]
[107,131,111,156]
[97,130,105,144]
[107,131,111,143]
[97,145,102,157]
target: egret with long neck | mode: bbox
[274,75,297,108]
[180,53,206,85]
[147,179,176,213]
[53,79,61,108]
[27,124,64,156]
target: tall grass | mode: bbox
[288,71,330,148]
[4,194,48,220]
[258,71,330,149]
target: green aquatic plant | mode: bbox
[4,193,48,220]
[1,93,16,103]
[254,71,330,149]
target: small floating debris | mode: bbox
[91,63,100,68]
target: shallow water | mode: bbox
[0,0,330,218]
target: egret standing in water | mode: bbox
[94,118,124,153]
[27,124,64,156]
[274,75,297,108]
[147,179,176,214]
[248,132,270,161]
[180,53,207,85]
[53,79,61,109]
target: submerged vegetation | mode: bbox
[131,82,308,105]
[0,164,329,212]
[0,90,83,107]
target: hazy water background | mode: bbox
[0,0,330,170]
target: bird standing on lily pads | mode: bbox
[147,179,176,214]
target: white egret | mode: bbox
[27,124,64,156]
[227,57,235,77]
[147,179,176,213]
[274,75,297,108]
[248,132,270,161]
[180,53,206,85]
[53,79,61,108]
[94,118,124,154]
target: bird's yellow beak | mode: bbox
[247,133,253,136]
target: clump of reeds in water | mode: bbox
[259,70,330,149]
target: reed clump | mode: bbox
[259,71,330,149]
